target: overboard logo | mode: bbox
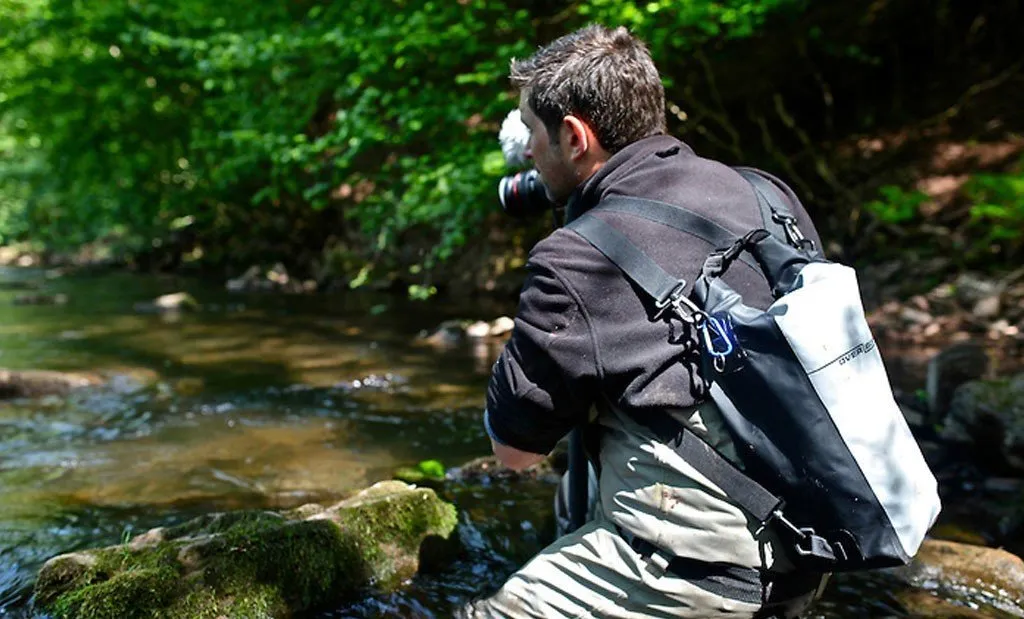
[837,340,876,367]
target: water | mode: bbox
[0,267,1019,618]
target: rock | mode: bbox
[133,292,199,314]
[12,293,68,306]
[925,342,989,424]
[465,320,491,338]
[488,316,515,337]
[226,265,261,293]
[418,317,516,348]
[893,539,1024,610]
[894,588,998,618]
[447,454,561,485]
[899,307,933,325]
[0,369,103,399]
[954,273,1001,308]
[34,481,459,619]
[418,319,471,347]
[972,295,1002,319]
[266,262,289,286]
[225,264,310,294]
[941,374,1024,475]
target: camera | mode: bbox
[497,109,556,219]
[498,169,555,218]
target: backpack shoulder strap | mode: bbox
[567,196,761,315]
[734,167,815,252]
[567,198,788,528]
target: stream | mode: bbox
[0,267,1019,618]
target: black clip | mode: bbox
[771,213,816,252]
[653,281,704,324]
[769,510,837,566]
[794,530,837,563]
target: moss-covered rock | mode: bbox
[33,481,459,619]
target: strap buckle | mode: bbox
[653,280,705,324]
[769,509,837,565]
[771,213,815,251]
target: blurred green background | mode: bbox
[1,0,1021,297]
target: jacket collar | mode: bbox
[564,134,692,224]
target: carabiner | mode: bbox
[701,315,734,373]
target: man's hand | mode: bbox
[491,438,547,471]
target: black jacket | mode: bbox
[486,134,821,455]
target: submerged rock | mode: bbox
[0,369,102,399]
[33,481,459,618]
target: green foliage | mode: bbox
[416,459,446,480]
[865,185,928,224]
[862,159,1024,269]
[0,0,828,291]
[963,162,1024,256]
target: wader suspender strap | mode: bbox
[566,173,798,528]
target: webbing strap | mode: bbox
[567,176,789,526]
[592,197,763,275]
[616,524,765,605]
[738,169,815,252]
[570,215,684,306]
[734,168,793,238]
[629,408,782,523]
[595,197,760,267]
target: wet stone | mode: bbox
[33,481,459,619]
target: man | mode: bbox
[464,25,827,618]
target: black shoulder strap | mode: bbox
[735,168,815,252]
[567,196,761,312]
[567,190,788,528]
[628,407,783,523]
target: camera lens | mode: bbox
[498,169,555,218]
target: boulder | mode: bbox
[924,342,988,424]
[34,481,458,619]
[0,369,102,399]
[941,374,1024,475]
[892,539,1024,611]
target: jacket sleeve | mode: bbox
[485,252,599,455]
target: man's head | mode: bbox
[510,25,666,204]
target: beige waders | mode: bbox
[460,402,828,619]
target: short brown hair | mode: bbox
[510,25,666,154]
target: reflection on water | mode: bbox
[0,268,1020,618]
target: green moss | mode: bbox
[162,510,284,542]
[37,484,459,619]
[50,566,180,619]
[200,519,365,611]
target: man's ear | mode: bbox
[562,115,597,161]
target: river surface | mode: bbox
[0,268,1018,618]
